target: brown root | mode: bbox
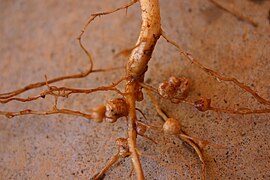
[178,134,206,180]
[92,138,130,180]
[146,88,208,180]
[0,76,126,104]
[194,97,270,114]
[161,31,270,107]
[0,0,133,101]
[2,1,269,180]
[0,108,95,121]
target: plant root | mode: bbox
[0,76,126,104]
[161,31,270,107]
[0,108,95,121]
[1,1,269,180]
[0,0,135,100]
[194,97,270,114]
[92,138,131,180]
[145,89,208,180]
[178,134,206,180]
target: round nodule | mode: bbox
[194,97,211,112]
[163,118,181,135]
[158,76,191,103]
[105,98,128,122]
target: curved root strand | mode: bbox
[209,106,270,115]
[0,0,138,102]
[0,66,123,100]
[183,53,270,106]
[140,82,159,95]
[161,31,270,107]
[0,108,96,121]
[138,133,158,144]
[78,0,138,41]
[1,77,126,104]
[145,89,168,122]
[193,97,270,115]
[92,154,120,180]
[114,43,141,59]
[180,132,226,150]
[179,133,206,180]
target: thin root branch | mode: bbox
[0,108,95,121]
[0,67,123,100]
[180,132,226,150]
[78,0,138,42]
[0,77,127,104]
[92,154,120,180]
[0,1,137,101]
[137,121,163,131]
[3,1,268,180]
[178,133,206,180]
[139,82,159,95]
[194,97,270,115]
[161,31,270,107]
[114,43,141,59]
[138,133,158,144]
[145,89,168,121]
[183,52,270,106]
[209,106,270,114]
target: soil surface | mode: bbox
[0,0,270,179]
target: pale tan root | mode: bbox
[0,0,137,100]
[145,89,168,121]
[0,77,126,104]
[114,43,141,59]
[141,76,270,114]
[179,134,206,180]
[92,154,119,180]
[0,108,94,121]
[124,0,162,179]
[3,0,259,179]
[161,31,270,107]
[145,89,207,180]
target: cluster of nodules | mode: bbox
[158,76,212,111]
[90,76,212,133]
[90,97,183,136]
[158,76,190,103]
[115,138,130,158]
[90,98,128,123]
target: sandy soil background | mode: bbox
[0,0,270,179]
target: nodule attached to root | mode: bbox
[105,98,129,123]
[158,76,191,103]
[194,98,211,112]
[89,98,129,123]
[136,123,147,135]
[90,105,106,123]
[163,118,181,135]
[115,138,130,158]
